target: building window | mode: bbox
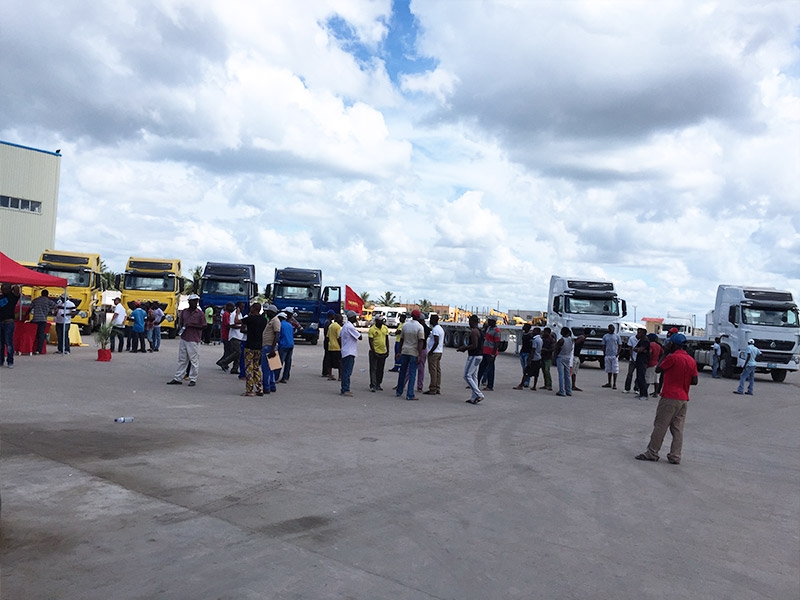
[0,195,42,214]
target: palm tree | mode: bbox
[378,291,397,306]
[99,259,117,290]
[418,298,433,314]
[185,265,203,294]
[360,291,372,308]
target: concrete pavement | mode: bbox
[1,339,798,599]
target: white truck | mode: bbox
[688,285,799,382]
[547,276,627,366]
[661,311,695,336]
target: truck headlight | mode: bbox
[793,354,800,364]
[78,311,88,318]
[165,315,174,322]
[310,322,319,330]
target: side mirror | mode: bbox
[621,300,628,318]
[114,274,121,288]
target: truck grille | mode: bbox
[754,339,795,351]
[757,351,791,364]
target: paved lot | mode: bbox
[1,338,798,600]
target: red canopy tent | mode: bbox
[0,251,68,287]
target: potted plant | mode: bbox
[95,321,113,361]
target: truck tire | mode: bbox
[444,330,454,348]
[308,333,319,345]
[598,356,605,370]
[499,341,508,353]
[81,323,92,336]
[168,327,177,339]
[720,349,734,379]
[453,331,463,347]
[696,363,704,372]
[771,370,787,383]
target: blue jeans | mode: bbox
[341,354,355,393]
[261,345,277,391]
[556,356,572,395]
[519,352,530,386]
[0,321,15,365]
[278,346,294,381]
[737,365,756,394]
[478,354,495,388]
[711,354,720,378]
[463,355,484,401]
[396,354,418,399]
[152,326,162,350]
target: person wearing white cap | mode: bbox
[734,339,761,395]
[276,311,295,383]
[339,310,362,396]
[167,294,206,386]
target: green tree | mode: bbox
[99,259,117,290]
[185,265,203,294]
[418,298,433,313]
[378,291,398,306]
[360,291,372,307]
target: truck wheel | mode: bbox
[720,350,734,379]
[598,356,605,370]
[308,333,319,345]
[453,331,463,347]
[82,323,92,336]
[444,330,454,347]
[499,341,508,353]
[771,370,787,383]
[168,327,177,339]
[696,363,704,372]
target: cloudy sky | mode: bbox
[3,0,799,322]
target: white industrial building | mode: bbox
[0,140,61,263]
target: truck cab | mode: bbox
[713,285,799,382]
[266,268,341,344]
[35,250,104,334]
[547,276,627,364]
[199,263,257,313]
[117,258,184,338]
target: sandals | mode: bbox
[241,392,255,397]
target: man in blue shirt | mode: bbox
[129,301,147,353]
[734,339,761,395]
[277,310,296,383]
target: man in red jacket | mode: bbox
[635,333,698,465]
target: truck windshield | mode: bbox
[742,307,799,328]
[201,280,245,295]
[40,268,90,287]
[125,275,175,292]
[565,297,619,316]
[274,285,319,301]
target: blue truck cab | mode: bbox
[199,263,258,313]
[266,267,341,344]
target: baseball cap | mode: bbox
[647,333,658,341]
[187,294,200,301]
[670,333,687,345]
[748,338,755,344]
[374,314,385,321]
[327,309,336,315]
[277,312,287,319]
[411,309,422,318]
[283,307,294,315]
[345,310,357,319]
[266,304,278,312]
[669,327,679,334]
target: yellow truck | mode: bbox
[116,257,184,338]
[34,250,104,334]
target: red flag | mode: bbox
[345,285,364,314]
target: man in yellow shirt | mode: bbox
[327,313,343,381]
[368,314,390,392]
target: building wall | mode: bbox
[0,141,61,263]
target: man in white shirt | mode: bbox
[54,297,76,354]
[601,324,622,389]
[395,309,425,401]
[109,297,127,352]
[424,314,445,395]
[339,310,362,396]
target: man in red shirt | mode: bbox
[635,333,698,465]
